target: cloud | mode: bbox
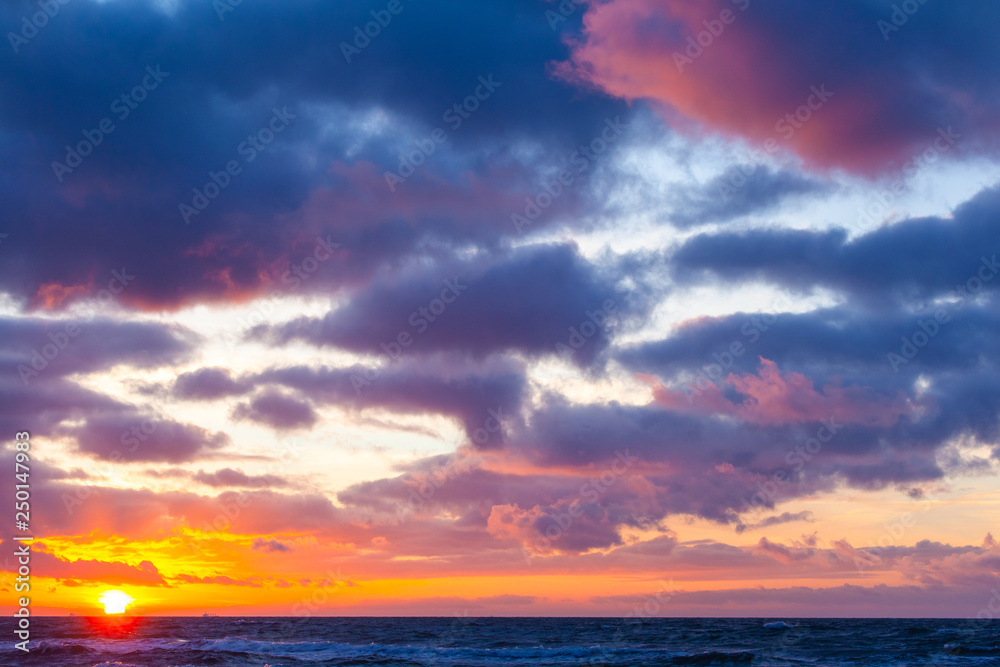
[0,0,997,618]
[590,582,995,618]
[486,501,625,555]
[0,316,194,380]
[0,0,629,310]
[557,0,1000,173]
[736,511,814,534]
[231,391,318,431]
[192,468,289,488]
[173,367,249,400]
[0,544,167,587]
[669,167,830,227]
[256,355,527,448]
[60,414,230,463]
[642,357,916,427]
[251,538,293,553]
[12,467,344,539]
[670,186,1000,304]
[256,243,647,367]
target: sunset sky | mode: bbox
[2,0,1000,617]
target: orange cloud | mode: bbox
[32,281,92,310]
[0,543,167,587]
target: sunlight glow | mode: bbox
[99,590,135,614]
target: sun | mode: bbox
[98,590,135,614]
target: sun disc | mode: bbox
[99,590,135,614]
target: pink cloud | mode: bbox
[294,160,551,236]
[555,0,985,173]
[644,357,916,426]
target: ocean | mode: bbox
[1,617,998,666]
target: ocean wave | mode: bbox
[13,618,998,667]
[25,636,761,666]
[944,643,1000,656]
[763,621,794,629]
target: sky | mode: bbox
[1,0,999,618]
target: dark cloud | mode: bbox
[0,316,196,453]
[736,511,815,534]
[618,303,1000,384]
[0,0,630,309]
[671,186,1000,305]
[231,390,318,431]
[257,355,526,447]
[619,301,1000,453]
[670,167,831,227]
[0,375,126,443]
[173,367,249,400]
[256,243,646,366]
[0,0,997,613]
[193,468,289,488]
[59,413,230,463]
[0,316,193,380]
[251,538,293,553]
